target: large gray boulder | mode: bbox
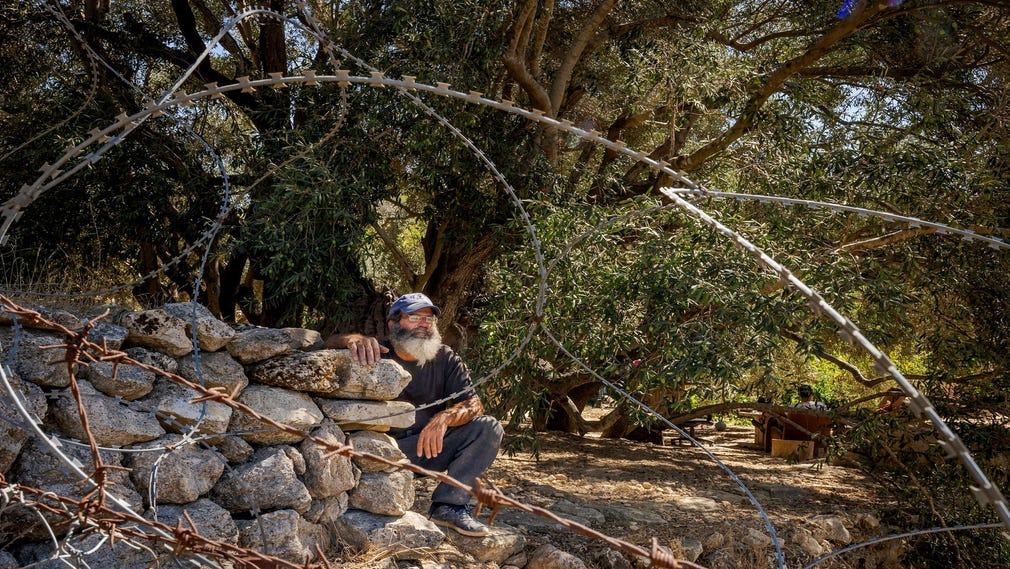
[229,384,323,445]
[316,399,415,430]
[177,350,248,395]
[347,470,414,516]
[255,349,412,402]
[10,437,134,490]
[125,346,178,374]
[225,327,322,364]
[281,327,323,351]
[121,309,192,357]
[15,531,159,569]
[78,360,155,400]
[148,378,233,436]
[329,357,413,401]
[300,421,358,499]
[126,434,227,505]
[0,306,79,331]
[7,330,73,388]
[162,302,235,352]
[348,431,407,473]
[444,522,527,564]
[211,446,312,514]
[207,434,254,463]
[237,509,332,564]
[251,349,348,394]
[46,380,165,446]
[304,493,350,524]
[2,440,143,541]
[225,328,296,364]
[0,371,47,473]
[84,319,129,350]
[149,498,239,544]
[333,510,444,556]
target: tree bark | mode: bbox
[423,233,499,348]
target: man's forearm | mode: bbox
[436,396,484,427]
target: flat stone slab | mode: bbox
[316,399,415,430]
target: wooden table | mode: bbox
[665,417,714,446]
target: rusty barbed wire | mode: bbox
[0,477,321,569]
[0,295,707,568]
[468,479,707,569]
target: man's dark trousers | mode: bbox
[395,416,504,506]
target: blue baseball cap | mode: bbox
[387,293,442,319]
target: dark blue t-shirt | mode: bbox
[381,341,476,437]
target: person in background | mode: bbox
[792,384,827,411]
[325,293,503,537]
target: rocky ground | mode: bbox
[408,422,901,569]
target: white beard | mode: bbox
[391,324,442,366]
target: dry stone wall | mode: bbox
[0,302,497,567]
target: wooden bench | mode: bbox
[754,410,832,457]
[778,410,832,458]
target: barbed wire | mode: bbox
[0,297,705,569]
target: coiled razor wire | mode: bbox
[0,2,101,166]
[3,66,1008,563]
[801,522,1004,568]
[667,188,1009,251]
[1,3,1007,568]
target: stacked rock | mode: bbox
[0,301,451,567]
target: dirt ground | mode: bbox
[413,420,895,568]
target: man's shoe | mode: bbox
[428,503,490,537]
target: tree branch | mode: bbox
[706,26,822,53]
[508,0,538,58]
[370,222,417,285]
[529,0,554,76]
[590,108,655,188]
[782,330,893,388]
[104,15,259,110]
[416,218,449,291]
[190,0,253,74]
[549,0,618,116]
[835,227,938,254]
[501,53,552,112]
[678,2,887,171]
[170,0,212,74]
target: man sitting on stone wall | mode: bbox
[325,293,503,537]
